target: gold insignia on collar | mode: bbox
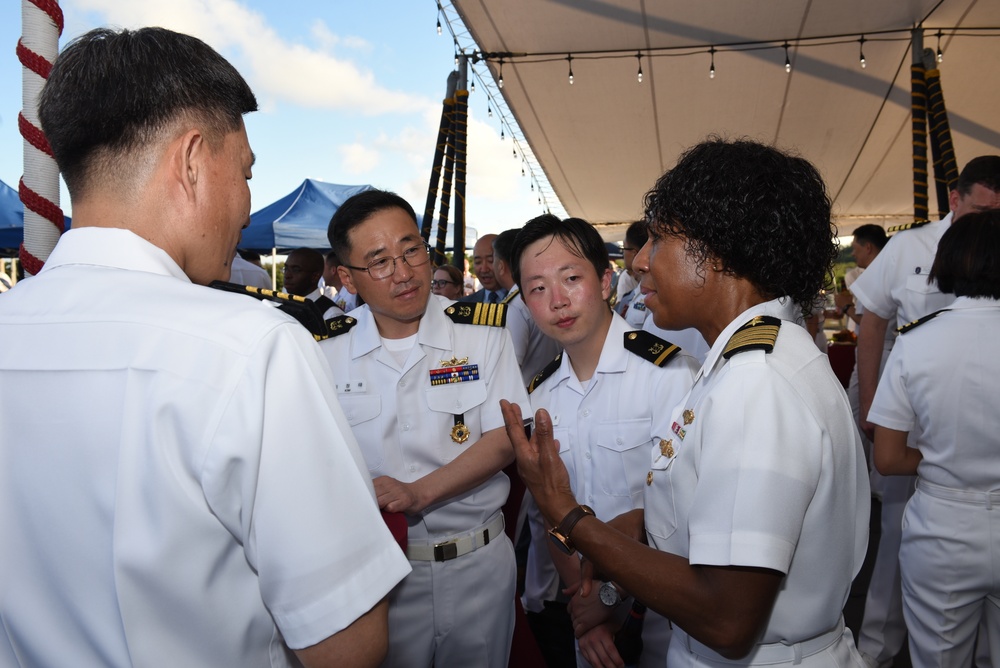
[439,356,469,367]
[627,332,638,340]
[682,409,695,425]
[748,315,765,327]
[646,471,653,486]
[451,422,471,444]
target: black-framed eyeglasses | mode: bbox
[343,242,432,280]
[431,279,460,288]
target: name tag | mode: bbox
[337,379,366,394]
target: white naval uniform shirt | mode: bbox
[870,297,1000,491]
[645,299,869,653]
[0,228,411,667]
[531,313,697,518]
[850,213,955,327]
[319,297,529,541]
[503,284,562,385]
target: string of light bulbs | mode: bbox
[436,0,566,218]
[468,26,998,82]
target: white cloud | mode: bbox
[68,0,430,114]
[339,143,380,175]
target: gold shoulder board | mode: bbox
[897,308,948,335]
[886,220,931,234]
[209,280,329,341]
[325,314,358,338]
[623,330,681,367]
[445,302,508,327]
[528,353,563,394]
[722,315,781,359]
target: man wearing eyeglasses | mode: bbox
[320,189,528,668]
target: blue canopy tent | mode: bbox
[0,179,25,253]
[0,179,72,256]
[241,179,373,252]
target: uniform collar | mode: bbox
[544,311,631,393]
[698,297,800,382]
[348,293,452,360]
[949,295,1000,312]
[40,227,190,282]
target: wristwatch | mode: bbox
[548,504,595,555]
[599,581,622,607]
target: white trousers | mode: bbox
[383,533,516,668]
[901,483,1000,668]
[857,470,914,665]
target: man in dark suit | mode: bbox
[463,233,506,303]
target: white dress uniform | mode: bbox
[319,298,529,668]
[0,228,411,667]
[645,298,869,667]
[849,214,955,666]
[524,313,698,667]
[502,284,562,384]
[868,297,1000,667]
[641,315,712,365]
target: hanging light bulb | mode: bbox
[437,18,442,35]
[455,53,459,68]
[936,30,944,63]
[521,166,525,177]
[783,42,791,73]
[567,54,574,85]
[531,182,535,192]
[636,51,643,83]
[488,102,493,118]
[709,46,716,79]
[501,126,505,140]
[513,148,517,159]
[859,35,866,69]
[470,79,475,93]
[498,58,504,89]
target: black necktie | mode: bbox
[488,291,498,303]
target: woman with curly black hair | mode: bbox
[501,139,870,667]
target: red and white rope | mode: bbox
[19,0,64,276]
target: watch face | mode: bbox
[599,582,620,607]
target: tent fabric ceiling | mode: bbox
[452,0,1000,237]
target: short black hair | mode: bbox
[930,210,1000,299]
[327,189,418,264]
[493,229,520,266]
[852,224,888,251]
[39,27,257,198]
[643,138,836,310]
[324,250,340,268]
[510,214,609,289]
[956,156,1000,196]
[624,220,648,249]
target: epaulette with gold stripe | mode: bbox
[897,308,948,335]
[887,220,931,234]
[210,280,330,341]
[325,314,358,338]
[445,302,508,327]
[528,353,563,394]
[624,330,681,367]
[722,315,781,359]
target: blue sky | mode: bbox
[0,0,557,242]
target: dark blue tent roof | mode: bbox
[241,179,373,252]
[0,179,25,251]
[0,179,72,254]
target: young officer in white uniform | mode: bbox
[319,190,529,668]
[850,155,1000,668]
[492,228,562,384]
[870,211,1000,668]
[515,215,697,668]
[0,28,409,668]
[500,139,870,667]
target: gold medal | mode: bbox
[451,422,470,444]
[646,471,653,486]
[682,409,695,425]
[659,439,674,458]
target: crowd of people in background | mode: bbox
[2,23,1000,668]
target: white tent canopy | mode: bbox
[452,0,1000,237]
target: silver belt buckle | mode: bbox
[433,540,459,561]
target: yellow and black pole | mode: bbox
[911,28,929,224]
